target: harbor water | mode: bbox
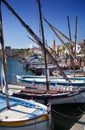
[0,59,85,130]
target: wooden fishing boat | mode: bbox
[0,93,49,130]
[16,74,85,87]
[7,83,85,105]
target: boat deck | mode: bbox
[0,94,46,122]
[0,105,37,121]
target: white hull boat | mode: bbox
[16,75,85,87]
[0,94,49,130]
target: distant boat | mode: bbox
[29,64,57,76]
[22,54,44,71]
[52,68,85,77]
[16,74,85,87]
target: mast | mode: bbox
[67,16,74,67]
[43,16,75,46]
[67,16,72,41]
[0,1,10,109]
[37,0,49,90]
[1,0,69,81]
[74,16,78,79]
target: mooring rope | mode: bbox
[51,108,83,119]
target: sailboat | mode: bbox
[0,1,50,130]
[0,93,49,130]
[16,74,85,87]
[0,91,50,129]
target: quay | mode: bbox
[70,114,85,130]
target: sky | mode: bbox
[1,0,85,49]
